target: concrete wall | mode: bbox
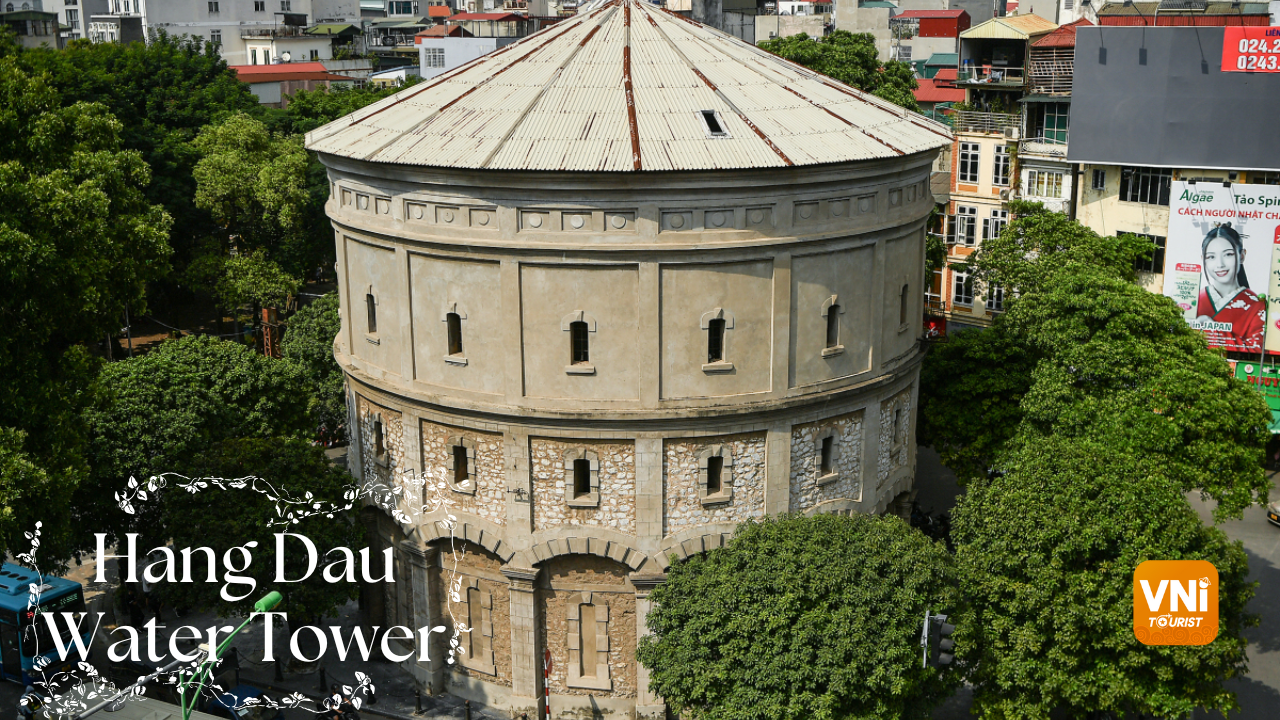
[833,0,891,59]
[756,13,826,41]
[721,9,755,43]
[418,37,508,80]
[327,151,936,719]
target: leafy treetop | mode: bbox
[758,31,920,112]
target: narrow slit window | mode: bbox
[820,436,834,474]
[366,293,377,333]
[452,445,468,484]
[701,110,727,137]
[707,318,725,363]
[900,283,909,326]
[572,458,591,497]
[579,603,597,677]
[826,305,840,348]
[570,321,590,364]
[374,419,385,457]
[447,312,463,356]
[707,455,723,494]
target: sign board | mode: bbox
[1233,362,1280,432]
[1221,28,1280,73]
[1162,181,1280,353]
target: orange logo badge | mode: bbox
[1133,560,1218,646]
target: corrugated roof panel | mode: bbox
[305,0,949,171]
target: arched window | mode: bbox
[820,435,835,475]
[697,445,734,504]
[5,4,14,12]
[452,444,468,484]
[825,304,841,349]
[707,317,725,363]
[563,449,599,507]
[446,312,463,356]
[570,320,589,365]
[366,292,377,333]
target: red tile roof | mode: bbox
[448,12,524,21]
[933,67,958,81]
[895,9,967,18]
[1032,18,1093,47]
[234,71,354,84]
[914,78,966,103]
[428,5,452,16]
[229,61,329,75]
[415,24,472,37]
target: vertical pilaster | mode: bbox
[771,252,792,396]
[634,437,664,555]
[397,246,415,381]
[406,544,444,692]
[506,430,534,540]
[503,567,541,718]
[500,259,524,404]
[638,262,661,407]
[764,423,792,515]
[631,575,666,720]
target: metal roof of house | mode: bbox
[960,14,1058,39]
[925,52,959,66]
[914,78,966,103]
[1096,1,1269,14]
[308,23,361,35]
[305,0,950,173]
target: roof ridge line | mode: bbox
[623,0,641,170]
[478,3,620,169]
[637,3,792,166]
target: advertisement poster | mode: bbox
[1162,181,1280,353]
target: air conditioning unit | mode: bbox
[999,189,1011,200]
[1003,127,1018,139]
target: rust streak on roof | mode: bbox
[623,1,642,171]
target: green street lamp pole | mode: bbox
[177,591,283,720]
[71,592,283,720]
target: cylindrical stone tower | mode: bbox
[306,2,949,717]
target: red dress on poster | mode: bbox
[1196,286,1265,351]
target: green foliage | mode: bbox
[276,80,420,135]
[637,514,961,720]
[920,202,1269,519]
[215,249,302,310]
[0,57,171,564]
[281,293,345,432]
[161,437,362,619]
[10,31,260,270]
[953,436,1255,719]
[79,335,310,549]
[758,31,920,112]
[192,112,315,282]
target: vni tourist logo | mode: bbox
[1133,560,1218,645]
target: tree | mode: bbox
[159,437,362,620]
[919,202,1269,520]
[758,31,920,112]
[215,249,302,311]
[952,436,1256,719]
[637,514,961,720]
[0,56,172,564]
[78,335,311,550]
[281,293,345,434]
[10,31,261,272]
[273,80,421,135]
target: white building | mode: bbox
[45,0,109,41]
[83,0,360,65]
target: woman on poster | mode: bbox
[1195,223,1265,351]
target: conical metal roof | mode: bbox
[305,0,951,172]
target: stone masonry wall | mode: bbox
[530,438,636,534]
[662,432,766,537]
[538,556,636,699]
[358,396,405,487]
[421,421,506,526]
[430,540,513,687]
[877,387,912,490]
[789,411,864,512]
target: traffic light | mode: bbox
[920,610,956,668]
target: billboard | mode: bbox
[1163,181,1280,353]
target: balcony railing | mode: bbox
[952,111,1020,137]
[925,296,947,314]
[956,66,1025,87]
[1019,136,1068,158]
[241,25,312,38]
